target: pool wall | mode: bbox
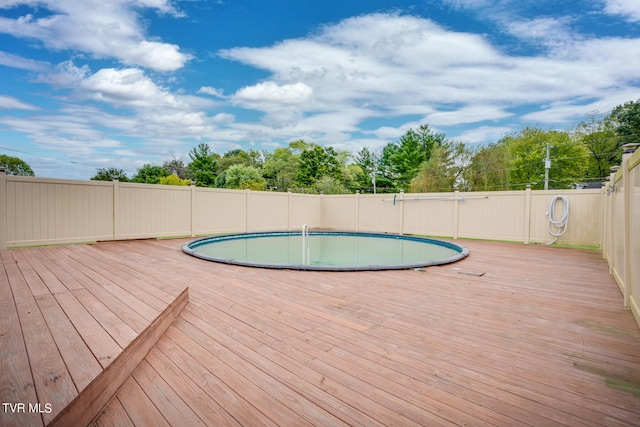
[183,231,469,271]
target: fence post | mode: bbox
[399,190,405,235]
[113,178,120,241]
[608,166,620,276]
[0,167,7,249]
[245,189,250,232]
[453,190,460,239]
[355,191,360,232]
[622,143,638,308]
[524,185,531,244]
[287,190,292,231]
[601,184,607,258]
[320,193,324,229]
[190,182,196,237]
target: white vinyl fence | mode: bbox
[603,144,640,327]
[1,174,602,248]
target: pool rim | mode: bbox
[182,231,469,271]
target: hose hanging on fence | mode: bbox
[545,195,569,245]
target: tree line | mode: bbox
[3,100,639,193]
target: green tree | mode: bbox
[131,164,169,184]
[162,155,188,179]
[0,154,35,176]
[610,99,640,145]
[91,167,129,181]
[354,147,378,192]
[297,144,342,186]
[159,174,191,186]
[262,146,300,191]
[380,124,446,191]
[341,164,363,193]
[218,149,251,172]
[222,164,266,190]
[410,142,465,192]
[187,143,218,187]
[313,175,349,194]
[503,127,588,190]
[464,142,511,191]
[289,139,311,154]
[376,143,401,192]
[248,149,266,168]
[573,113,619,182]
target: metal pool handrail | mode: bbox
[302,224,310,265]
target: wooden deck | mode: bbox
[2,239,639,426]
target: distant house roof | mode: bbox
[572,181,604,190]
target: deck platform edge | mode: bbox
[47,287,189,427]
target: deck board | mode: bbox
[115,377,171,427]
[143,346,244,426]
[2,238,640,426]
[126,238,640,426]
[53,290,122,368]
[2,251,78,425]
[93,398,133,427]
[0,241,185,425]
[0,256,42,427]
[34,293,102,391]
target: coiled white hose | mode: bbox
[546,195,569,245]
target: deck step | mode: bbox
[48,287,189,427]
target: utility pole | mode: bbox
[544,143,551,190]
[372,163,377,194]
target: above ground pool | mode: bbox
[182,231,468,271]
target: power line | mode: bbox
[0,145,138,174]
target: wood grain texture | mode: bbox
[3,238,640,427]
[48,287,188,427]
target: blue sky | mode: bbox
[1,0,639,179]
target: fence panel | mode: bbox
[529,190,603,246]
[322,195,358,231]
[194,188,246,235]
[402,193,455,237]
[358,194,402,233]
[248,191,289,231]
[458,191,525,241]
[289,193,322,231]
[4,177,113,246]
[117,182,192,239]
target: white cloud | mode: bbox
[0,95,39,110]
[426,106,514,127]
[219,12,640,145]
[233,81,313,107]
[0,50,50,71]
[454,126,514,144]
[35,60,90,87]
[80,68,171,108]
[198,86,227,98]
[604,0,640,22]
[0,0,190,71]
[39,63,202,112]
[505,17,579,51]
[3,9,640,180]
[211,112,235,123]
[522,91,640,123]
[0,62,221,167]
[442,0,493,9]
